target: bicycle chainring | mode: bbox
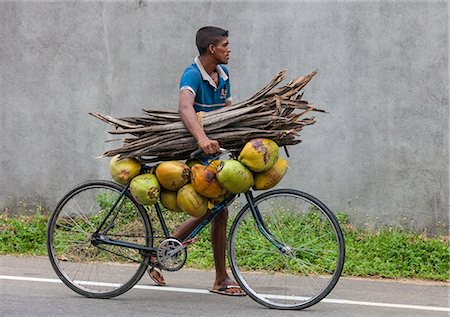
[156,238,187,271]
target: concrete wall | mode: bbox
[1,0,448,233]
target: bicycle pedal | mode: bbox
[182,237,199,246]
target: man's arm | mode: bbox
[178,89,220,155]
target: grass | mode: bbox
[336,212,449,281]
[0,212,48,255]
[1,209,449,281]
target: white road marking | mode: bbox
[0,275,448,312]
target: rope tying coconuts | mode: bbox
[98,70,324,217]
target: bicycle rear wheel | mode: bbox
[46,180,153,298]
[228,189,345,310]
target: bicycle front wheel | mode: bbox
[46,180,153,298]
[228,189,345,310]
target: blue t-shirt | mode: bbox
[180,57,232,113]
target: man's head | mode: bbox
[196,26,230,63]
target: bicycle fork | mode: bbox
[244,191,291,255]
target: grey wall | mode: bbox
[1,0,448,233]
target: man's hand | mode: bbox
[198,137,220,155]
[178,90,221,156]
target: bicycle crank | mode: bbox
[156,238,187,271]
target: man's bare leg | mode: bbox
[172,213,209,240]
[209,209,245,295]
[149,214,207,286]
[152,209,244,294]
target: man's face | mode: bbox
[211,37,230,64]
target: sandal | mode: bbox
[209,285,246,296]
[147,263,166,286]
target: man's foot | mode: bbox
[148,257,166,286]
[148,266,166,286]
[209,278,246,296]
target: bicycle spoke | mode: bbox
[61,211,91,237]
[47,181,152,298]
[229,189,345,310]
[71,200,97,231]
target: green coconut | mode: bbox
[216,160,254,194]
[185,158,202,168]
[130,174,160,205]
[109,155,141,185]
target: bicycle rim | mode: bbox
[229,189,345,310]
[46,181,152,298]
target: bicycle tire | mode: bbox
[46,180,153,299]
[228,189,345,310]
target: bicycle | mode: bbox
[46,149,345,310]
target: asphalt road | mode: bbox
[0,255,448,317]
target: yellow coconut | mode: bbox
[238,138,279,172]
[191,164,227,199]
[216,160,254,194]
[155,161,191,191]
[160,190,183,212]
[130,174,160,205]
[177,184,208,218]
[208,160,221,169]
[109,155,141,185]
[253,157,288,190]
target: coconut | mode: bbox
[238,138,279,172]
[185,158,202,168]
[191,164,227,199]
[177,184,208,218]
[253,157,288,190]
[109,155,141,185]
[216,160,254,194]
[155,161,191,191]
[208,160,221,169]
[130,174,160,205]
[160,190,183,212]
[209,192,231,208]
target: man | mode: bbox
[148,26,245,296]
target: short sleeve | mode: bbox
[180,67,201,96]
[222,66,232,102]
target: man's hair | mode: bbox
[196,26,229,55]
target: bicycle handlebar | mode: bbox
[189,149,203,159]
[190,145,290,160]
[189,148,229,159]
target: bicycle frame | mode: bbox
[90,183,236,255]
[91,150,288,260]
[90,186,286,259]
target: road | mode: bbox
[0,255,448,317]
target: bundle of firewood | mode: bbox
[90,70,325,162]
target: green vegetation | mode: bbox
[336,212,449,281]
[0,212,47,255]
[1,209,448,281]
